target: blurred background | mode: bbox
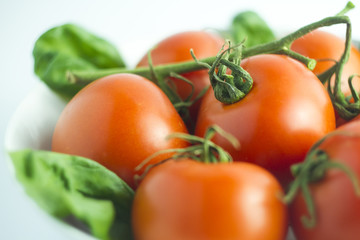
[1,0,359,239]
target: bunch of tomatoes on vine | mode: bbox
[21,1,360,240]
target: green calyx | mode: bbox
[134,125,239,184]
[192,42,253,104]
[137,125,239,168]
[211,43,253,104]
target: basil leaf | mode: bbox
[9,149,134,240]
[33,23,126,98]
[231,11,275,47]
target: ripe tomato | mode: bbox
[137,31,224,125]
[289,120,360,240]
[291,30,360,97]
[132,159,288,240]
[195,54,336,187]
[52,73,188,189]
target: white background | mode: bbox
[1,0,359,239]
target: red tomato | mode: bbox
[195,54,336,187]
[291,30,360,96]
[52,73,188,189]
[132,159,288,240]
[137,31,224,125]
[289,120,360,240]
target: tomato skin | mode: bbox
[291,30,360,97]
[195,54,335,186]
[137,31,224,123]
[132,159,288,240]
[290,121,360,240]
[350,114,360,124]
[52,73,188,189]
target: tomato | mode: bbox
[132,159,288,240]
[289,120,360,240]
[51,73,188,189]
[195,54,336,187]
[291,30,360,97]
[137,31,224,126]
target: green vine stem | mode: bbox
[68,2,355,107]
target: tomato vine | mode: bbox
[66,2,359,118]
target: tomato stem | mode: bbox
[134,125,239,185]
[197,41,255,104]
[134,125,239,184]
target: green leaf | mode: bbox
[9,149,134,240]
[33,23,126,98]
[230,11,276,47]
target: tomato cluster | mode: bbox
[51,29,360,240]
